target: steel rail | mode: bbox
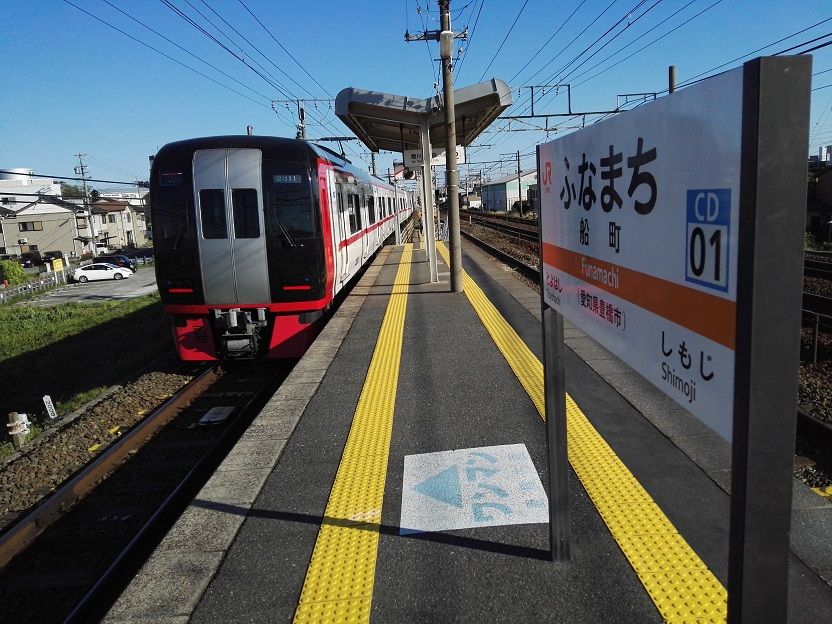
[0,366,220,568]
[461,229,539,282]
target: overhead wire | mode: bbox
[159,0,368,163]
[62,0,273,111]
[477,0,529,81]
[507,0,587,85]
[197,0,319,100]
[237,0,335,99]
[96,0,283,118]
[454,0,484,81]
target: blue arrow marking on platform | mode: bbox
[414,466,463,508]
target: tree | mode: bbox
[60,183,85,198]
[0,260,26,286]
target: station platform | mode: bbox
[105,240,832,623]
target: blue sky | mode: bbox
[3,0,832,190]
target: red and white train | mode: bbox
[150,136,413,360]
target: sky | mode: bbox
[3,0,832,192]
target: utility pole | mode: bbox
[371,152,377,176]
[440,0,462,292]
[74,153,95,256]
[296,101,306,140]
[516,150,522,217]
[272,99,334,141]
[405,7,467,284]
[669,65,677,93]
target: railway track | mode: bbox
[0,360,290,624]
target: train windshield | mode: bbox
[263,161,315,242]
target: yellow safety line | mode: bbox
[293,244,413,624]
[437,242,727,624]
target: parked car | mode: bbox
[96,254,138,272]
[95,243,112,255]
[72,263,133,282]
[18,252,43,268]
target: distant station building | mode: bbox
[480,170,537,212]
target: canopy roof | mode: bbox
[335,79,512,153]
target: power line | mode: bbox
[454,0,484,81]
[97,0,282,115]
[477,0,529,81]
[673,15,832,91]
[196,0,319,100]
[507,0,587,85]
[0,170,147,187]
[62,0,272,110]
[236,0,335,98]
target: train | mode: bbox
[149,135,414,360]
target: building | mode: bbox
[480,170,537,212]
[808,167,832,245]
[0,169,89,258]
[89,199,148,249]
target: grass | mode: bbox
[0,293,173,446]
[0,294,161,362]
[55,386,110,415]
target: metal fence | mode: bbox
[803,308,832,366]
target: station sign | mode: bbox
[538,57,810,622]
[539,68,743,440]
[403,145,465,168]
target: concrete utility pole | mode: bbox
[440,0,462,292]
[74,153,95,256]
[516,150,522,217]
[297,101,306,140]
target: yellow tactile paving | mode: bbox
[293,245,412,624]
[437,242,728,623]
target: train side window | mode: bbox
[231,189,260,238]
[367,196,375,224]
[348,193,362,234]
[336,183,345,212]
[199,189,227,239]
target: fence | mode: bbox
[803,308,832,365]
[0,271,67,305]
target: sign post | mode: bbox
[537,56,810,620]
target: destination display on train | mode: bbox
[538,67,743,440]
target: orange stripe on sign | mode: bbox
[542,242,736,350]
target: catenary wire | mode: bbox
[62,0,274,111]
[477,0,529,81]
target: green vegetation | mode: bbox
[0,260,26,286]
[0,294,173,440]
[0,294,161,362]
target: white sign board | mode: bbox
[399,443,548,534]
[539,68,742,440]
[403,145,466,168]
[43,395,58,420]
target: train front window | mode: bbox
[263,162,315,243]
[231,188,260,238]
[199,189,227,239]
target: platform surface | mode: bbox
[105,240,832,623]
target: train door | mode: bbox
[193,149,270,304]
[335,182,348,284]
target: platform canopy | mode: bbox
[334,78,512,153]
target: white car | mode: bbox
[73,263,133,283]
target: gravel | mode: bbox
[0,354,195,523]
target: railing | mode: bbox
[0,271,67,305]
[803,308,832,365]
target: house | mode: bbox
[480,170,537,212]
[0,171,88,258]
[89,199,149,249]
